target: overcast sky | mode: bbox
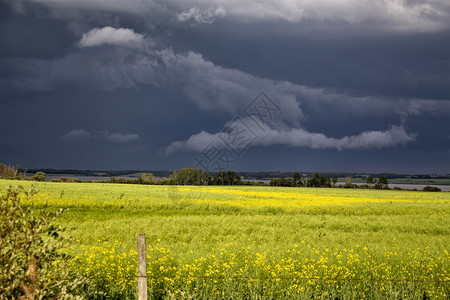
[0,0,449,174]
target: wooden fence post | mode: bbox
[138,234,147,300]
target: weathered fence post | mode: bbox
[138,234,147,300]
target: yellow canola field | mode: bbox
[4,181,447,214]
[70,239,450,299]
[1,180,449,298]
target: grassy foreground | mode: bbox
[1,180,449,299]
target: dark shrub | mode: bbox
[423,186,441,192]
[31,172,46,182]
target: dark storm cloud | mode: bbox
[8,39,428,154]
[0,4,75,59]
[165,21,450,101]
[32,0,447,31]
[0,0,449,172]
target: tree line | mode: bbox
[107,169,243,186]
[0,163,46,182]
[269,173,392,189]
[1,163,442,191]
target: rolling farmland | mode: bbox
[1,180,449,299]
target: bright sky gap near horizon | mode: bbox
[0,0,449,173]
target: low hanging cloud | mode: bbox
[62,129,140,143]
[78,27,143,48]
[61,129,92,141]
[176,6,226,24]
[254,125,417,150]
[166,120,416,155]
[105,132,140,143]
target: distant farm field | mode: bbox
[1,180,449,299]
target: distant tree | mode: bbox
[375,176,389,189]
[346,175,352,185]
[367,176,375,185]
[31,172,46,182]
[169,168,211,185]
[332,176,338,188]
[0,163,19,179]
[293,173,302,187]
[301,177,307,187]
[308,174,331,188]
[138,173,155,184]
[158,177,169,185]
[269,177,287,187]
[200,171,212,185]
[269,178,276,186]
[213,171,242,185]
[343,175,356,188]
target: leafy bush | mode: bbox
[31,172,46,182]
[51,177,81,183]
[0,185,93,299]
[343,183,357,188]
[138,173,155,184]
[423,186,441,192]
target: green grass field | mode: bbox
[1,180,449,299]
